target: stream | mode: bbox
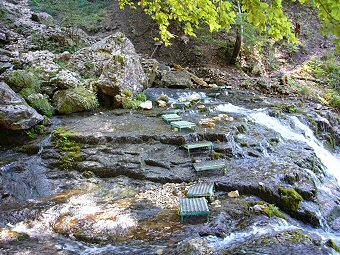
[0,90,339,254]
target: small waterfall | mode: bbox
[207,219,297,250]
[217,103,340,185]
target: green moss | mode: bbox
[115,55,126,66]
[262,204,287,220]
[52,127,83,170]
[237,124,247,133]
[26,96,54,117]
[248,202,287,220]
[25,125,45,139]
[82,170,95,178]
[287,231,312,244]
[278,187,303,211]
[212,150,221,160]
[136,93,147,102]
[57,87,99,114]
[326,239,340,252]
[84,62,95,70]
[122,99,143,110]
[5,70,40,91]
[121,89,133,98]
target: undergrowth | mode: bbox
[29,0,112,33]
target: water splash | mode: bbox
[217,103,340,185]
[208,219,295,250]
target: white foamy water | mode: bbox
[208,219,296,249]
[217,103,340,185]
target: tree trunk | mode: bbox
[229,28,242,65]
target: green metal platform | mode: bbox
[182,141,213,157]
[193,160,226,174]
[179,197,210,223]
[162,114,182,123]
[173,101,191,109]
[171,121,197,132]
[207,92,221,98]
[187,183,214,200]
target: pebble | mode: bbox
[228,190,239,198]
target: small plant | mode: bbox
[212,150,220,160]
[122,99,143,110]
[26,125,45,139]
[121,89,133,98]
[262,204,287,220]
[27,95,55,117]
[136,93,147,102]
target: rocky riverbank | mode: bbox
[0,0,339,254]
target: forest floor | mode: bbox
[28,0,339,113]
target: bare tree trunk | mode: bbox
[229,28,242,65]
[228,1,243,65]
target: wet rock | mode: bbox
[176,237,214,255]
[144,159,171,169]
[70,33,146,97]
[52,87,98,114]
[0,82,43,130]
[141,58,159,88]
[225,230,328,254]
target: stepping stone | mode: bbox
[162,113,182,123]
[193,159,226,174]
[179,197,209,223]
[187,183,214,201]
[207,92,221,98]
[182,141,214,157]
[171,120,196,132]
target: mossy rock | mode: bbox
[4,70,40,92]
[52,86,99,114]
[278,187,303,212]
[26,93,55,117]
[326,239,340,252]
[122,99,143,110]
[121,89,133,98]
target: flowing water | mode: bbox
[1,99,340,254]
[217,103,340,185]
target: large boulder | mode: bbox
[156,70,193,88]
[19,50,59,82]
[69,32,146,96]
[50,69,81,89]
[0,82,43,130]
[52,87,98,114]
[31,12,54,26]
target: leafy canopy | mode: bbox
[118,0,339,49]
